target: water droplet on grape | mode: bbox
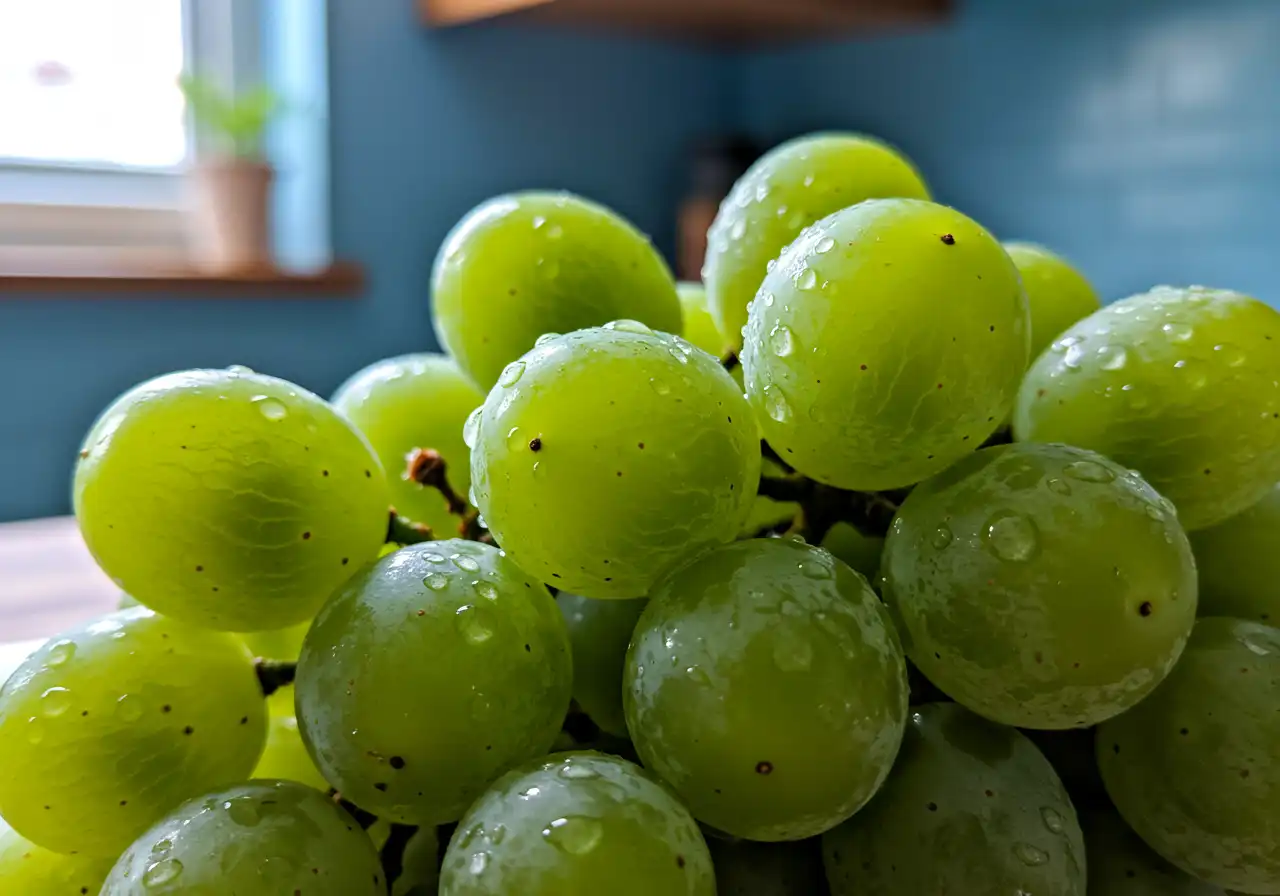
[541,816,603,855]
[796,269,818,291]
[761,291,775,308]
[456,555,480,572]
[1144,505,1164,521]
[424,574,448,591]
[1097,345,1127,370]
[425,553,446,564]
[143,858,184,887]
[763,385,792,423]
[1045,478,1071,496]
[116,693,143,722]
[754,183,770,202]
[765,257,778,274]
[498,361,526,387]
[1213,343,1246,367]
[931,526,954,549]
[559,762,600,780]
[474,581,498,601]
[46,640,75,666]
[224,796,262,827]
[532,215,547,230]
[729,219,747,240]
[226,364,254,375]
[252,397,288,420]
[463,408,482,449]
[457,606,493,644]
[1162,322,1194,342]
[1013,843,1049,866]
[1062,344,1085,370]
[40,687,71,717]
[546,224,564,239]
[534,332,560,347]
[1243,638,1271,657]
[803,174,816,187]
[1064,460,1115,483]
[26,719,44,744]
[505,427,523,450]
[489,824,507,845]
[984,513,1038,562]
[151,837,174,855]
[649,378,672,396]
[815,236,836,254]
[769,325,795,357]
[1041,807,1065,834]
[604,319,652,335]
[469,852,489,875]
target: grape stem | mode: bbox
[379,822,418,888]
[254,659,297,697]
[387,509,435,545]
[405,448,469,517]
[721,351,740,372]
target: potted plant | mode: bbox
[179,75,279,273]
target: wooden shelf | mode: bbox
[0,255,365,298]
[421,0,952,43]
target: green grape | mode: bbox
[822,702,1085,895]
[1097,617,1280,893]
[882,442,1196,729]
[820,522,883,582]
[677,281,727,358]
[1084,808,1227,895]
[742,198,1029,491]
[740,457,800,537]
[1014,285,1280,530]
[101,780,384,895]
[332,353,484,535]
[74,367,390,631]
[705,132,930,350]
[432,192,682,389]
[624,538,907,841]
[242,619,311,661]
[0,606,267,856]
[1188,482,1280,623]
[393,826,441,896]
[708,836,829,896]
[1004,241,1101,360]
[556,593,647,737]
[0,817,114,894]
[439,751,715,895]
[254,709,331,792]
[470,324,761,599]
[295,540,572,825]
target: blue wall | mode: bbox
[741,0,1280,304]
[0,2,732,521]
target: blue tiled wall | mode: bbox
[740,0,1280,304]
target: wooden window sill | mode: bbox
[0,254,364,297]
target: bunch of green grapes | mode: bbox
[469,324,761,598]
[1097,617,1280,893]
[704,132,930,350]
[741,198,1029,491]
[431,192,682,389]
[0,606,267,856]
[1004,242,1101,360]
[624,538,907,841]
[823,703,1085,895]
[556,593,647,737]
[438,752,715,895]
[1188,482,1280,622]
[75,367,390,631]
[101,780,384,894]
[1015,285,1280,530]
[332,352,485,535]
[295,540,572,826]
[0,818,114,894]
[882,442,1197,729]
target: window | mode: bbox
[0,0,260,261]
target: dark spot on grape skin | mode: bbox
[417,609,426,617]
[927,802,938,812]
[184,726,194,735]
[984,789,994,798]
[390,756,406,770]
[162,705,171,713]
[322,470,329,477]
[860,364,868,371]
[524,644,531,652]
[1034,651,1044,664]
[989,325,995,332]
[374,782,388,792]
[755,761,773,775]
[676,855,686,869]
[195,566,203,573]
[302,532,312,540]
[529,437,542,452]
[1241,769,1251,779]
[1180,728,1189,736]
[1139,602,1153,617]
[365,470,372,478]
[1112,744,1120,754]
[240,716,248,725]
[940,233,955,245]
[638,442,645,449]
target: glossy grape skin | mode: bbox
[1189,482,1280,623]
[432,192,682,390]
[1084,809,1228,895]
[101,780,384,895]
[708,837,829,896]
[439,752,714,896]
[1014,286,1280,530]
[742,198,1029,491]
[1004,242,1101,360]
[883,442,1196,729]
[254,709,331,792]
[704,132,929,350]
[677,281,728,358]
[74,368,390,631]
[0,818,113,895]
[823,703,1085,896]
[295,540,572,826]
[624,538,908,841]
[0,607,267,856]
[1097,618,1280,893]
[332,353,484,535]
[556,593,647,738]
[470,325,760,599]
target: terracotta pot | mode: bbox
[188,159,274,273]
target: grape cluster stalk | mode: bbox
[3,134,1279,896]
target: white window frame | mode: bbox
[0,0,262,260]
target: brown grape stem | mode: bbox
[387,509,435,545]
[406,448,469,517]
[254,659,297,697]
[379,822,418,888]
[721,351,740,372]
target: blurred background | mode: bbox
[0,0,1276,528]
